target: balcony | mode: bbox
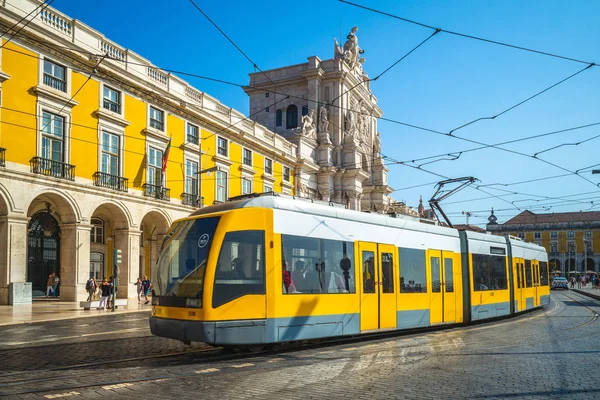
[30,157,75,180]
[143,183,170,201]
[93,172,128,192]
[0,148,5,167]
[43,73,66,92]
[181,193,202,207]
[102,98,121,114]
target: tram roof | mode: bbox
[191,193,460,237]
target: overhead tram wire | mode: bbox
[446,64,595,136]
[338,0,598,67]
[0,0,54,50]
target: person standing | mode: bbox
[135,278,143,304]
[51,273,60,297]
[97,279,111,310]
[142,276,152,305]
[46,273,54,297]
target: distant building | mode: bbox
[486,209,600,274]
[454,225,486,233]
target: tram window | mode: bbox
[525,260,532,288]
[281,234,355,294]
[431,257,441,293]
[472,254,508,291]
[539,261,549,286]
[399,248,427,293]
[516,263,522,289]
[444,258,454,292]
[212,230,265,308]
[363,251,376,294]
[381,252,394,293]
[156,217,220,300]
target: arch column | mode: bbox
[113,229,140,299]
[0,216,29,304]
[59,223,91,301]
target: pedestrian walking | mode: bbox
[142,275,152,305]
[46,273,54,297]
[97,279,111,310]
[135,278,143,303]
[85,276,96,301]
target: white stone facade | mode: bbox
[245,27,393,211]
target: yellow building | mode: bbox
[486,210,600,275]
[0,0,297,303]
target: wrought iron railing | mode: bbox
[0,148,5,167]
[30,157,75,180]
[43,73,66,92]
[181,193,202,207]
[143,183,170,200]
[93,171,128,192]
[102,98,121,114]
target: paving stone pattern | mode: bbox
[2,291,600,399]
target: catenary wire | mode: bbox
[338,0,598,67]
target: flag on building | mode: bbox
[162,136,171,174]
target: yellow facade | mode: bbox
[0,41,294,204]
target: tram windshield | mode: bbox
[155,216,220,300]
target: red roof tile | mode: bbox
[503,210,600,225]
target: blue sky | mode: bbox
[56,0,600,226]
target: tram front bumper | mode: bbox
[149,317,267,345]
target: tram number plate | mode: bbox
[188,311,196,317]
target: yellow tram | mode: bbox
[150,193,550,345]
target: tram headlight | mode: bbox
[185,298,202,308]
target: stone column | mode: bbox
[0,216,29,304]
[59,223,91,302]
[114,229,141,299]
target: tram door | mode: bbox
[429,250,456,324]
[514,258,525,311]
[358,242,397,331]
[532,260,540,307]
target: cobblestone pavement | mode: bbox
[2,290,599,399]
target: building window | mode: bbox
[41,111,64,162]
[567,231,575,238]
[90,217,104,244]
[43,59,66,92]
[550,242,557,253]
[102,86,121,113]
[283,166,290,182]
[264,158,272,175]
[302,105,308,116]
[567,241,575,252]
[286,105,298,129]
[585,231,592,239]
[263,184,273,193]
[265,92,269,98]
[243,148,252,166]
[187,123,199,145]
[217,137,228,157]
[265,107,269,113]
[550,231,558,239]
[148,147,163,186]
[185,160,198,196]
[101,131,119,176]
[276,109,282,127]
[585,240,593,253]
[242,178,252,195]
[149,106,164,131]
[534,232,541,239]
[216,170,227,202]
[518,233,525,239]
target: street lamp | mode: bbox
[195,166,219,206]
